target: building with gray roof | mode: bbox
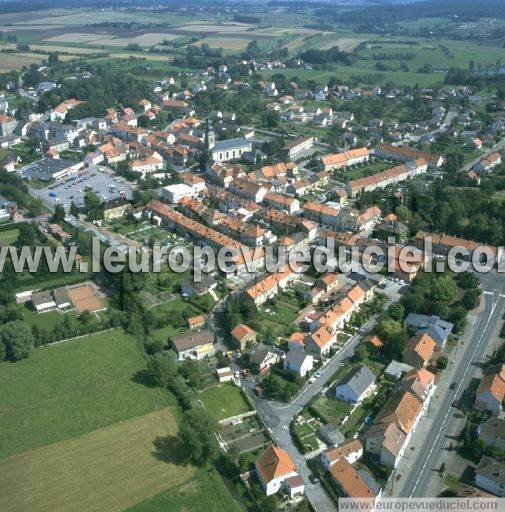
[210,137,252,163]
[335,365,376,404]
[478,417,505,451]
[405,313,453,349]
[476,456,505,496]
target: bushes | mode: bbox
[147,350,218,465]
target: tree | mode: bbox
[84,191,101,221]
[52,203,66,223]
[377,317,408,359]
[16,221,41,248]
[48,52,59,65]
[388,302,404,321]
[180,358,203,389]
[394,205,413,225]
[179,407,218,465]
[147,350,178,388]
[125,43,142,52]
[0,320,35,361]
[437,356,448,370]
[462,289,480,311]
[431,275,458,304]
[458,271,479,290]
[69,201,79,218]
[449,305,467,333]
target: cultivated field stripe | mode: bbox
[0,409,194,512]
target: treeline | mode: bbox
[84,21,170,30]
[233,14,261,24]
[298,46,356,65]
[371,52,416,61]
[317,0,505,25]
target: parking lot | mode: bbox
[37,166,134,211]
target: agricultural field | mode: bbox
[44,32,180,48]
[1,8,196,29]
[316,35,367,52]
[0,330,170,458]
[356,39,505,72]
[0,328,242,512]
[0,409,193,512]
[29,44,107,55]
[198,384,251,422]
[0,52,75,72]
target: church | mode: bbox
[206,121,252,163]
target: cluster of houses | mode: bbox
[471,364,505,496]
[307,330,439,504]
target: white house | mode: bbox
[320,439,363,470]
[216,367,234,383]
[335,365,376,404]
[255,445,302,496]
[475,365,505,414]
[283,350,313,378]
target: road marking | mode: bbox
[408,298,499,496]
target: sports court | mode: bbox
[68,283,106,313]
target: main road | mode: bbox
[396,272,505,497]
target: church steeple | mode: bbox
[205,117,215,150]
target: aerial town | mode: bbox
[1,1,505,511]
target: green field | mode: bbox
[0,226,19,245]
[198,384,251,422]
[0,330,171,458]
[0,409,194,512]
[127,466,241,512]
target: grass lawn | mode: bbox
[20,304,79,331]
[257,293,300,335]
[198,384,251,422]
[127,466,241,512]
[0,330,171,458]
[0,409,194,512]
[336,161,392,181]
[0,226,19,245]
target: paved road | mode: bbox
[241,312,385,511]
[463,136,505,171]
[396,272,505,497]
[406,109,458,143]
